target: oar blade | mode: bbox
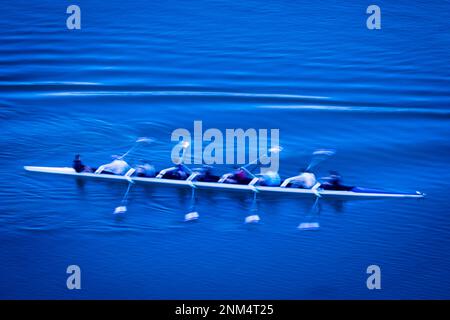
[312,149,335,156]
[269,145,283,153]
[136,137,154,143]
[114,206,127,214]
[245,214,260,224]
[185,211,199,221]
[306,149,336,171]
[298,222,320,230]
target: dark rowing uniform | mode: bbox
[73,159,85,173]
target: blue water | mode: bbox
[1,0,450,299]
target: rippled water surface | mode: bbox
[1,0,450,299]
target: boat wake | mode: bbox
[39,90,329,101]
[259,105,450,116]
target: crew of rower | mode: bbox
[73,155,347,190]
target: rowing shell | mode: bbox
[24,166,425,200]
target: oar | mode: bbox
[114,181,134,214]
[306,149,335,171]
[245,191,260,224]
[109,137,152,214]
[174,141,193,175]
[295,148,332,226]
[184,186,199,221]
[117,137,154,160]
[298,196,321,230]
[241,147,282,224]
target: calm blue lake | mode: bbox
[1,0,450,299]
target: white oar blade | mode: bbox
[269,145,283,153]
[298,222,320,230]
[307,149,336,171]
[185,211,199,221]
[136,137,153,143]
[114,206,127,214]
[312,149,335,156]
[245,214,260,224]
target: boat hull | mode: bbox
[24,166,425,200]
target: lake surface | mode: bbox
[1,0,450,299]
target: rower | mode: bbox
[281,168,318,189]
[73,154,86,173]
[259,171,281,187]
[191,165,218,182]
[219,166,253,185]
[174,163,190,180]
[320,171,353,191]
[324,171,342,187]
[157,140,192,180]
[282,149,335,189]
[95,155,131,175]
[72,155,94,173]
[135,160,156,178]
[156,163,191,180]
